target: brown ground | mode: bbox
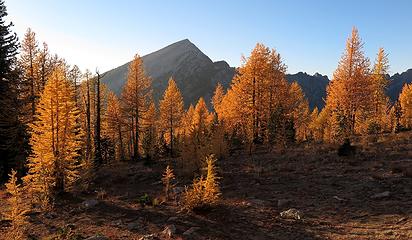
[1,132,412,239]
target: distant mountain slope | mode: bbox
[101,39,235,108]
[285,69,412,110]
[101,39,411,111]
[387,69,412,102]
[101,39,330,110]
[286,72,329,110]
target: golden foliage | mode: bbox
[181,98,211,174]
[4,170,30,240]
[217,43,303,148]
[162,165,175,200]
[182,176,205,210]
[78,71,110,161]
[159,78,184,156]
[203,155,221,204]
[210,115,229,160]
[182,155,221,210]
[212,83,225,113]
[288,82,310,142]
[23,66,82,209]
[141,101,158,161]
[399,83,412,129]
[324,27,373,142]
[106,92,126,161]
[369,47,390,133]
[121,54,152,160]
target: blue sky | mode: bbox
[6,0,412,77]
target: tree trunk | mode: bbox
[86,77,91,161]
[94,71,102,166]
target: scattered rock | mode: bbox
[167,216,178,222]
[396,217,408,224]
[183,226,200,236]
[280,208,303,220]
[371,191,391,199]
[249,199,267,206]
[82,199,99,208]
[85,235,108,240]
[112,219,122,227]
[138,233,158,240]
[333,196,347,202]
[277,199,291,208]
[161,224,176,238]
[127,221,141,231]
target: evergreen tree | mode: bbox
[0,0,23,181]
[94,70,102,166]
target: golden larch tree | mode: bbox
[222,43,289,147]
[369,47,390,132]
[5,170,30,240]
[324,27,372,141]
[19,28,39,123]
[141,101,157,161]
[106,92,125,161]
[159,78,184,156]
[121,54,152,161]
[288,82,310,141]
[399,83,412,129]
[212,83,225,113]
[24,66,81,209]
[181,98,211,174]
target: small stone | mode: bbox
[183,226,200,236]
[82,199,99,208]
[167,216,178,222]
[127,221,141,231]
[277,199,290,208]
[138,233,157,240]
[249,199,267,206]
[333,196,347,202]
[85,235,108,240]
[127,222,140,231]
[161,224,176,238]
[112,219,122,226]
[371,191,391,199]
[280,208,303,220]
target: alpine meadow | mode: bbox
[1,0,412,239]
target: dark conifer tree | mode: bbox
[0,0,25,181]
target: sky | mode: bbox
[6,0,412,77]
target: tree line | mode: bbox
[1,0,412,212]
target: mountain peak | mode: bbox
[176,38,191,44]
[101,39,235,108]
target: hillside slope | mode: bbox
[101,39,235,108]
